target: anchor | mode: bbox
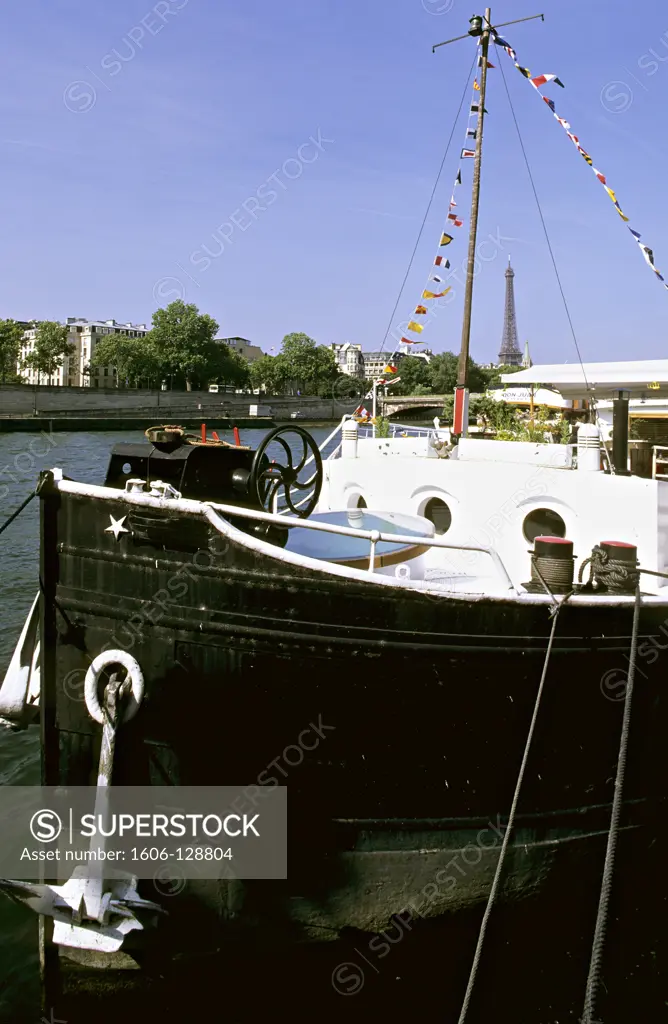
[0,652,166,952]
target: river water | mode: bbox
[0,426,334,1022]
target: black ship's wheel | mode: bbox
[249,426,323,518]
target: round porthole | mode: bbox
[122,462,132,474]
[424,497,452,535]
[522,508,566,543]
[356,496,367,509]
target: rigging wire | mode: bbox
[494,44,591,395]
[581,585,641,1023]
[455,596,566,1024]
[378,48,478,355]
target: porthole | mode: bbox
[122,462,132,475]
[424,497,452,535]
[522,508,566,543]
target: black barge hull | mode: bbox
[38,486,667,946]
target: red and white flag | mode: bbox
[530,74,564,88]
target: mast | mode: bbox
[454,9,491,436]
[432,10,543,437]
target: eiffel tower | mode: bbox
[498,257,522,366]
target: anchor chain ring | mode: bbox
[84,650,145,724]
[248,425,323,518]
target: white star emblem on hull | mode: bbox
[105,514,129,540]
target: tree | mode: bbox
[470,393,518,430]
[0,319,25,383]
[90,333,162,388]
[148,300,219,390]
[393,357,431,395]
[249,355,288,395]
[428,352,488,394]
[23,321,73,384]
[206,343,250,389]
[276,333,340,396]
[441,394,454,423]
[477,363,524,389]
[427,352,458,393]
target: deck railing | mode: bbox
[51,474,516,593]
[204,501,514,590]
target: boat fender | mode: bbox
[0,593,40,728]
[84,650,145,725]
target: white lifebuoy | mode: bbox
[84,650,145,725]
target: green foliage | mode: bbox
[206,343,250,389]
[558,417,572,444]
[426,352,489,394]
[441,395,454,422]
[333,373,367,400]
[374,416,391,438]
[23,321,73,381]
[279,332,340,395]
[90,304,250,390]
[393,356,431,395]
[249,355,285,394]
[470,393,518,429]
[517,423,550,442]
[427,351,459,393]
[0,318,26,382]
[91,333,161,386]
[477,363,523,389]
[148,300,219,390]
[249,333,341,396]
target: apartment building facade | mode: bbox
[328,342,364,377]
[19,318,149,387]
[220,337,264,363]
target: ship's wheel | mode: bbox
[249,426,323,518]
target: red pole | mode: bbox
[233,426,241,446]
[201,423,206,443]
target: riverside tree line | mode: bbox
[0,302,522,420]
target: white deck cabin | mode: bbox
[317,360,668,597]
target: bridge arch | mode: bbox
[380,395,448,419]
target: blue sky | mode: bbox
[1,0,667,365]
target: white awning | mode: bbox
[490,387,571,409]
[500,360,668,399]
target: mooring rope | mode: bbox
[580,584,642,1024]
[578,545,640,593]
[456,597,565,1023]
[0,491,36,538]
[531,553,574,591]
